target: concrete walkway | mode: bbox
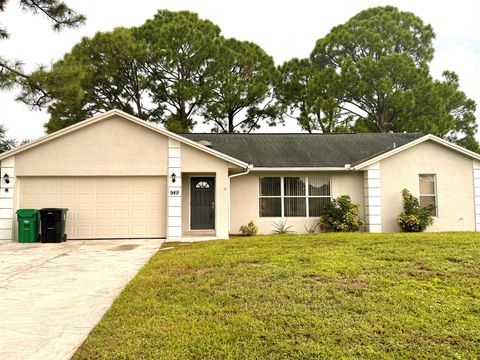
[0,239,164,360]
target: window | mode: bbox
[419,174,437,216]
[195,181,210,189]
[259,177,281,217]
[308,176,331,217]
[284,177,306,217]
[259,176,331,217]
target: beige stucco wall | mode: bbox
[15,115,168,176]
[380,140,475,232]
[181,144,237,239]
[230,171,364,235]
[11,114,241,240]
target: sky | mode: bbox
[1,0,479,140]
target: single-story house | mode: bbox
[1,109,479,242]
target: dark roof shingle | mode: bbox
[181,133,423,167]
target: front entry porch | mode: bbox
[167,137,238,241]
[179,173,218,240]
[166,172,220,241]
[165,166,232,242]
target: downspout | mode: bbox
[228,164,253,235]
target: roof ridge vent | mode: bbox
[198,140,212,147]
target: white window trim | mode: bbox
[259,176,331,218]
[258,177,282,217]
[280,177,285,217]
[283,176,307,217]
[306,177,310,218]
[307,177,332,218]
[419,173,438,217]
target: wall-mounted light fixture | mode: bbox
[171,172,176,183]
[3,173,9,192]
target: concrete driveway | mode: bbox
[0,239,164,360]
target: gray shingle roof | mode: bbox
[181,133,424,167]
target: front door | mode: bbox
[190,177,215,230]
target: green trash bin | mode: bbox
[16,209,39,243]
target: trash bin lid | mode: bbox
[16,209,38,217]
[40,208,69,212]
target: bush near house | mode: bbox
[239,221,259,236]
[273,220,295,234]
[398,189,434,232]
[304,221,319,234]
[319,195,364,232]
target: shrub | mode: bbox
[273,220,294,234]
[304,221,319,234]
[319,195,364,232]
[239,221,259,236]
[397,189,434,232]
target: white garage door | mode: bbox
[19,176,166,239]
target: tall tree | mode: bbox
[136,10,222,133]
[202,38,280,133]
[24,28,155,133]
[397,71,478,151]
[311,6,435,133]
[308,6,478,150]
[24,10,284,134]
[437,72,477,150]
[23,10,223,133]
[0,0,85,96]
[277,58,346,133]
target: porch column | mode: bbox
[364,162,382,233]
[167,139,182,240]
[473,162,480,231]
[215,167,229,239]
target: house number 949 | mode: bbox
[170,190,180,196]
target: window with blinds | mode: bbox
[308,176,331,217]
[259,177,281,217]
[284,177,306,217]
[259,176,331,217]
[419,174,437,216]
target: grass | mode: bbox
[74,233,480,359]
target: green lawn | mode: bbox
[74,233,480,359]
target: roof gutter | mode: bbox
[228,164,253,235]
[250,167,351,172]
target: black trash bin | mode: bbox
[39,208,68,243]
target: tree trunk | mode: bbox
[377,113,387,133]
[178,102,189,132]
[316,112,326,133]
[228,112,235,133]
